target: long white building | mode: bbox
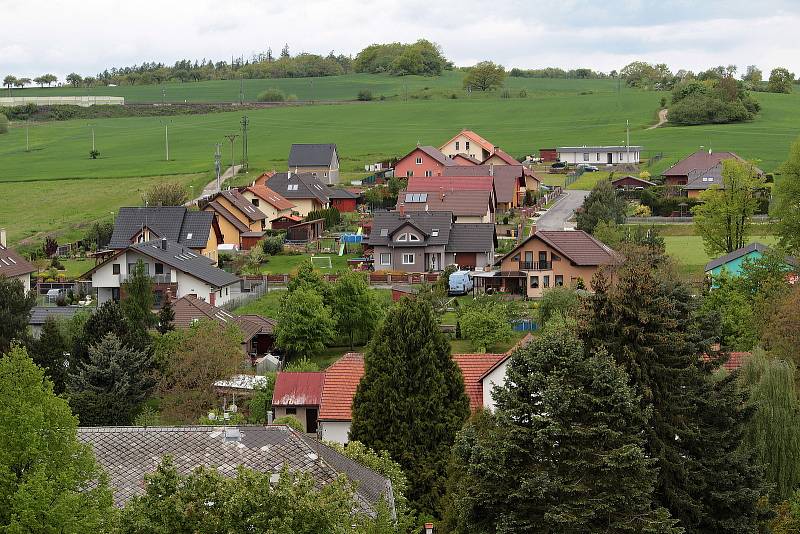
[557,145,642,165]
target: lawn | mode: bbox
[566,170,612,190]
[663,234,778,279]
[259,252,361,275]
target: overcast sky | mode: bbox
[3,0,799,79]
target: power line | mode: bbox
[240,115,249,171]
[224,134,239,181]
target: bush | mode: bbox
[286,93,298,102]
[519,89,528,98]
[633,204,652,217]
[357,89,373,101]
[89,149,100,159]
[257,88,286,102]
[273,415,304,432]
[261,234,285,256]
[0,113,7,134]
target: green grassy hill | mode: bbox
[1,74,799,244]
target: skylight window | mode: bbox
[380,228,389,237]
[431,229,439,237]
[288,184,299,191]
[186,233,193,240]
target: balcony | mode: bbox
[519,260,550,271]
[119,272,174,284]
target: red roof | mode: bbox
[484,148,519,165]
[272,214,302,222]
[452,153,480,165]
[272,372,325,407]
[318,353,365,421]
[501,230,619,267]
[451,353,506,410]
[406,176,494,193]
[702,352,751,372]
[245,185,295,211]
[440,130,496,154]
[662,150,748,177]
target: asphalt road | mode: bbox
[535,190,590,230]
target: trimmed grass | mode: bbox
[57,258,94,279]
[663,234,778,279]
[259,252,360,275]
[566,170,611,190]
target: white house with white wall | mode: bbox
[87,238,239,308]
[557,146,642,165]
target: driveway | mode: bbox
[535,190,589,230]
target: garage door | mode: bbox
[455,252,477,269]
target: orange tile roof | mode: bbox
[451,353,506,410]
[245,185,295,211]
[441,130,496,154]
[318,353,365,421]
[702,351,751,372]
[484,148,519,165]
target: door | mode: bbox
[607,153,613,164]
[455,252,476,270]
[306,408,318,434]
[538,251,548,268]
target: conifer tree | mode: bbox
[350,297,470,516]
[72,300,146,363]
[442,328,679,533]
[157,295,175,334]
[121,259,156,332]
[0,276,36,354]
[32,315,70,393]
[68,333,155,425]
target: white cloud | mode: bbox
[2,0,799,78]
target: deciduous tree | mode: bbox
[768,67,795,93]
[459,305,511,352]
[330,271,382,349]
[275,288,335,360]
[142,181,189,206]
[773,138,800,255]
[462,61,506,91]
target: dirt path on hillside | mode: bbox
[189,164,242,204]
[647,109,668,130]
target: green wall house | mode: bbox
[705,242,797,279]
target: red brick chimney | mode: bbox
[399,203,405,216]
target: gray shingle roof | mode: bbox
[109,207,213,249]
[78,425,393,516]
[288,143,337,167]
[446,223,497,252]
[266,172,331,203]
[219,190,267,221]
[704,242,777,272]
[131,240,239,288]
[29,305,88,325]
[367,211,453,247]
[684,162,724,190]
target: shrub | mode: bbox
[273,415,304,432]
[357,89,373,101]
[89,149,100,159]
[261,234,285,256]
[519,89,528,98]
[257,88,286,102]
[286,93,298,102]
[633,204,652,217]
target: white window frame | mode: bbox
[415,157,422,165]
[424,170,433,177]
[380,253,391,265]
[397,233,408,242]
[402,253,415,265]
[408,233,420,241]
[583,153,589,162]
[455,141,460,150]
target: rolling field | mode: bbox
[2,73,800,244]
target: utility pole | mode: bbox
[88,124,95,152]
[214,143,222,191]
[626,119,630,161]
[240,115,249,171]
[160,119,172,161]
[239,77,244,105]
[224,134,239,180]
[25,123,29,152]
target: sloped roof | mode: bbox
[205,201,251,233]
[78,425,392,515]
[500,230,619,267]
[492,174,517,204]
[398,189,492,216]
[244,185,295,211]
[403,145,455,166]
[704,242,771,272]
[451,353,506,410]
[318,353,365,421]
[272,372,325,407]
[288,143,337,167]
[0,244,35,278]
[662,150,760,177]
[443,164,534,179]
[406,175,495,193]
[452,153,481,165]
[484,148,519,165]
[611,175,657,187]
[266,172,331,203]
[367,211,453,247]
[327,187,359,199]
[219,190,267,221]
[129,240,239,287]
[109,207,213,250]
[440,130,496,154]
[702,351,752,372]
[172,295,274,341]
[446,223,497,253]
[28,305,87,325]
[684,162,725,190]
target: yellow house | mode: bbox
[241,185,296,228]
[214,189,267,232]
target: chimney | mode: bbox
[0,228,5,248]
[399,203,405,216]
[424,523,434,534]
[440,186,445,202]
[161,237,167,250]
[489,163,494,177]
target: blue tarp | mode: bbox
[340,234,363,244]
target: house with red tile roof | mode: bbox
[702,351,752,372]
[482,147,519,166]
[442,165,539,210]
[394,145,455,179]
[397,189,495,223]
[661,150,759,186]
[406,175,496,208]
[439,130,496,162]
[272,371,326,433]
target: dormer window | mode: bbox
[397,233,408,242]
[409,233,420,241]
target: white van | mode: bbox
[448,270,473,296]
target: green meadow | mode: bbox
[2,73,799,244]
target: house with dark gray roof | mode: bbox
[84,238,240,308]
[28,305,90,338]
[78,425,395,517]
[367,209,495,272]
[0,229,35,292]
[109,207,221,263]
[288,143,339,185]
[264,172,332,216]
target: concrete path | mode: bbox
[535,190,590,230]
[188,164,242,205]
[646,108,668,130]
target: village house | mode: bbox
[264,172,331,217]
[705,243,798,281]
[204,200,252,251]
[288,143,340,185]
[482,147,519,166]
[213,189,268,232]
[682,160,764,198]
[78,425,395,518]
[0,229,35,293]
[28,306,88,338]
[439,130,496,162]
[661,149,759,186]
[397,190,494,223]
[474,229,618,298]
[557,145,642,165]
[367,209,496,272]
[406,175,497,208]
[327,187,360,213]
[394,145,455,178]
[171,295,276,358]
[240,184,295,222]
[451,153,481,166]
[272,371,326,433]
[85,238,240,308]
[611,175,657,190]
[108,207,222,263]
[442,164,539,210]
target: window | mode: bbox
[551,254,561,262]
[406,170,413,178]
[252,198,260,206]
[324,172,328,177]
[431,229,439,237]
[397,233,408,242]
[408,233,420,241]
[225,287,229,295]
[555,275,563,286]
[380,228,389,237]
[415,157,422,165]
[543,275,550,288]
[154,263,164,275]
[424,170,433,177]
[112,264,120,275]
[402,253,415,265]
[583,153,589,161]
[128,263,150,275]
[186,232,193,240]
[286,408,297,415]
[154,290,163,306]
[380,253,391,265]
[287,184,299,191]
[530,275,539,288]
[455,141,460,150]
[465,141,470,151]
[596,152,600,161]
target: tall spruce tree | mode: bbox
[580,247,767,531]
[350,297,470,516]
[0,276,36,354]
[157,296,175,334]
[121,259,156,332]
[441,328,679,533]
[31,315,70,393]
[73,301,147,364]
[68,333,155,425]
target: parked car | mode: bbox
[550,161,567,169]
[448,270,474,296]
[578,164,599,172]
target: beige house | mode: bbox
[213,190,267,232]
[240,185,295,226]
[263,172,330,217]
[288,144,340,185]
[439,130,496,162]
[0,229,34,293]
